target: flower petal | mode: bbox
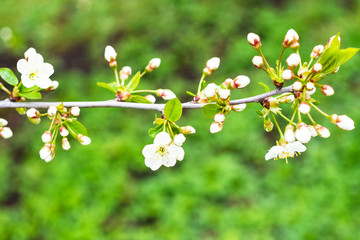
[265,146,284,160]
[36,77,52,89]
[28,53,44,65]
[145,155,162,171]
[286,141,306,153]
[42,63,54,76]
[162,155,176,167]
[142,144,156,158]
[168,145,185,161]
[21,75,35,88]
[154,132,171,146]
[17,59,29,74]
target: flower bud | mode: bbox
[286,53,301,69]
[305,82,315,91]
[0,118,8,127]
[232,103,246,112]
[48,80,59,91]
[210,122,223,134]
[62,138,71,150]
[39,143,52,161]
[233,75,250,89]
[298,102,310,114]
[252,56,264,69]
[290,42,300,50]
[281,70,293,82]
[283,29,299,47]
[203,83,218,98]
[205,57,220,72]
[115,91,131,102]
[292,81,303,92]
[315,124,330,138]
[193,93,208,103]
[247,33,261,49]
[284,124,296,143]
[41,131,52,143]
[218,89,231,100]
[214,113,225,123]
[180,126,196,134]
[335,115,355,130]
[222,78,234,88]
[307,125,318,137]
[279,94,295,103]
[120,66,132,81]
[145,94,156,104]
[264,119,273,132]
[78,134,91,145]
[0,127,13,139]
[312,63,322,73]
[173,134,186,146]
[311,45,324,58]
[146,58,161,72]
[321,85,334,96]
[69,107,80,117]
[59,126,69,137]
[47,106,57,117]
[156,89,176,100]
[104,45,117,66]
[295,123,312,143]
[26,108,40,118]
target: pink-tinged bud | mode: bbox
[315,124,330,138]
[26,108,40,118]
[47,106,57,117]
[298,102,310,114]
[59,126,69,137]
[39,143,52,161]
[204,57,220,75]
[214,113,225,123]
[180,126,196,134]
[0,118,8,127]
[24,47,37,60]
[252,56,264,68]
[69,107,80,117]
[307,125,318,137]
[295,123,312,144]
[284,124,295,143]
[41,131,52,143]
[48,80,59,91]
[247,33,261,49]
[283,29,299,47]
[62,138,71,150]
[120,66,132,81]
[104,45,117,66]
[115,91,131,102]
[210,122,223,134]
[321,85,334,96]
[311,45,324,58]
[156,89,176,100]
[193,93,208,103]
[0,127,13,139]
[78,134,91,145]
[232,103,246,112]
[218,89,231,100]
[335,115,355,131]
[173,134,186,146]
[292,81,303,92]
[233,75,250,89]
[203,83,218,98]
[282,69,293,81]
[222,78,234,88]
[145,94,156,104]
[286,53,301,69]
[306,82,315,91]
[279,94,295,103]
[146,58,161,72]
[312,63,322,73]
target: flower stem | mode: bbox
[258,49,272,71]
[308,101,329,117]
[114,67,121,87]
[131,90,156,94]
[277,47,285,75]
[197,73,206,94]
[307,113,316,125]
[271,112,284,139]
[278,112,296,125]
[0,83,11,95]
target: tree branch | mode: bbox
[0,86,293,111]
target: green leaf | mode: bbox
[201,103,221,119]
[0,68,19,86]
[97,82,117,93]
[19,91,42,100]
[164,98,182,122]
[66,119,88,137]
[186,91,196,97]
[258,82,270,92]
[200,80,207,91]
[126,71,141,92]
[128,95,151,103]
[19,85,39,93]
[148,124,163,138]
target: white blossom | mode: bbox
[157,89,176,100]
[282,69,293,80]
[180,126,196,134]
[206,57,220,71]
[283,29,299,46]
[24,47,37,59]
[26,108,40,118]
[214,113,225,123]
[312,63,322,72]
[48,80,59,90]
[0,118,8,127]
[311,45,324,58]
[247,33,261,46]
[265,141,306,161]
[59,126,69,137]
[210,122,223,133]
[62,138,71,150]
[78,134,91,145]
[307,125,318,137]
[298,102,310,114]
[218,89,230,100]
[292,81,303,91]
[321,85,334,96]
[146,58,161,72]
[39,143,55,162]
[145,94,156,104]
[295,123,312,143]
[315,125,330,138]
[284,125,295,143]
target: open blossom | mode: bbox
[265,141,306,162]
[142,132,184,171]
[17,49,54,89]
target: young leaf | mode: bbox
[65,119,88,137]
[97,82,117,93]
[200,80,207,91]
[19,85,39,93]
[126,71,141,92]
[0,68,19,86]
[201,103,221,119]
[19,91,42,100]
[128,95,151,103]
[164,98,182,122]
[258,82,270,92]
[148,124,163,138]
[186,91,196,97]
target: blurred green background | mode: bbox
[0,0,359,239]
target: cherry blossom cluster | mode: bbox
[247,29,357,163]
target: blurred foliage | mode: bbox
[0,0,360,239]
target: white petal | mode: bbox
[145,156,162,171]
[17,59,29,74]
[21,75,35,88]
[162,155,176,167]
[142,144,157,158]
[28,53,44,65]
[36,77,52,89]
[42,63,54,76]
[265,146,283,160]
[168,145,185,161]
[154,132,171,145]
[286,141,306,153]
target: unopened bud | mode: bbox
[284,124,295,143]
[156,89,176,100]
[335,115,355,131]
[146,58,161,72]
[283,29,299,47]
[26,108,40,118]
[69,107,80,117]
[78,134,91,145]
[286,53,301,69]
[252,56,264,68]
[232,104,246,112]
[330,114,338,124]
[173,134,186,146]
[62,138,71,150]
[279,94,295,103]
[210,122,223,134]
[104,45,117,67]
[292,81,303,92]
[145,94,156,104]
[214,113,225,123]
[321,85,334,96]
[247,33,261,49]
[41,131,52,143]
[48,80,59,91]
[327,35,341,46]
[282,69,293,80]
[306,82,315,91]
[218,89,230,100]
[332,66,340,73]
[307,125,318,137]
[298,102,310,114]
[180,126,196,134]
[115,91,131,102]
[39,143,52,161]
[120,66,132,81]
[315,124,330,138]
[295,122,312,144]
[222,78,234,88]
[311,45,324,58]
[203,83,218,98]
[59,126,69,137]
[264,119,274,132]
[47,106,57,117]
[0,127,13,139]
[312,63,322,73]
[233,75,250,89]
[0,118,8,127]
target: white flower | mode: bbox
[180,126,196,134]
[311,45,324,58]
[173,134,186,146]
[142,132,184,171]
[295,123,312,143]
[252,56,264,68]
[157,89,176,100]
[17,51,54,89]
[146,58,161,72]
[265,141,306,161]
[47,106,57,117]
[203,83,218,98]
[41,131,52,143]
[298,102,310,114]
[247,33,261,46]
[206,57,220,71]
[282,69,293,80]
[69,107,80,117]
[232,103,246,112]
[321,85,334,96]
[233,75,250,89]
[62,138,71,150]
[59,126,69,137]
[104,45,117,63]
[0,127,13,139]
[218,89,230,100]
[26,108,40,118]
[336,115,355,130]
[210,122,223,133]
[286,53,301,69]
[284,125,295,143]
[0,118,8,127]
[214,113,225,123]
[78,134,91,145]
[283,29,299,46]
[145,94,156,104]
